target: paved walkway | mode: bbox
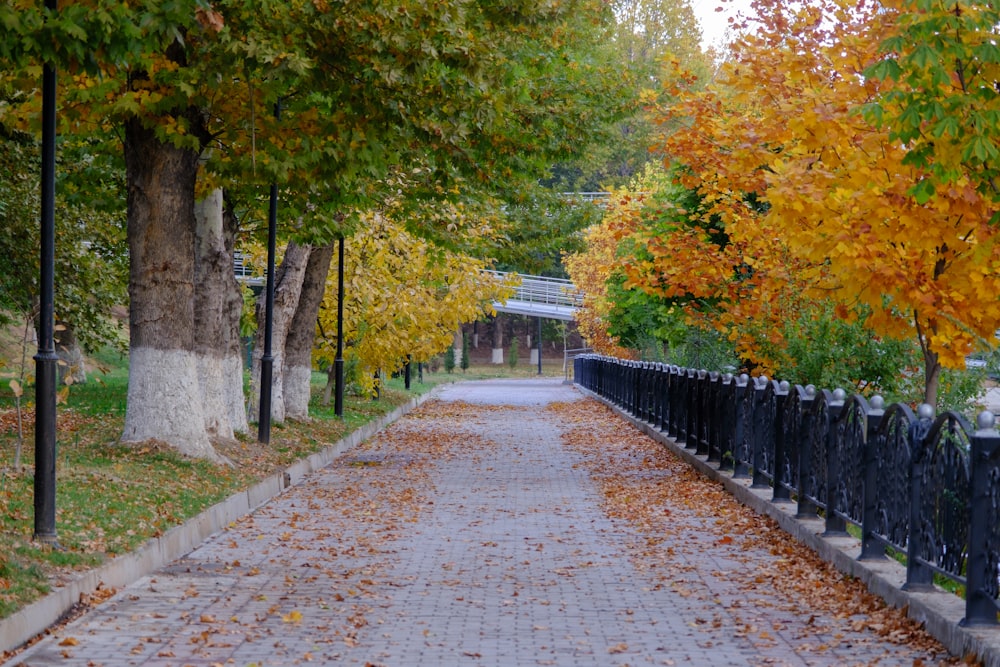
[7,379,958,666]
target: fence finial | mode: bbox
[976,410,996,432]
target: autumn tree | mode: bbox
[863,0,1000,212]
[0,1,630,458]
[545,0,710,192]
[650,0,1000,405]
[314,211,510,397]
[0,127,128,381]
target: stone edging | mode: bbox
[0,389,439,657]
[581,387,1000,667]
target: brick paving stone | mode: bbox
[6,378,958,667]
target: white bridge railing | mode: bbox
[486,270,582,321]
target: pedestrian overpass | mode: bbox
[485,270,582,321]
[236,256,584,322]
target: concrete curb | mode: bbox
[0,389,439,656]
[582,387,1000,667]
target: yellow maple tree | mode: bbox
[315,211,511,395]
[650,0,1000,405]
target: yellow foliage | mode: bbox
[650,0,1000,391]
[314,211,509,394]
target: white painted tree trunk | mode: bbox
[453,329,463,367]
[225,354,249,432]
[193,189,235,441]
[249,241,311,425]
[122,117,221,462]
[222,205,249,435]
[283,243,335,421]
[491,316,504,364]
[123,348,222,462]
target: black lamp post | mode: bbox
[34,0,59,544]
[334,236,345,417]
[258,102,280,443]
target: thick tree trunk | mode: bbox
[121,118,221,462]
[452,329,463,367]
[249,240,311,424]
[222,204,250,434]
[491,315,504,364]
[55,322,87,385]
[193,189,247,440]
[283,243,335,421]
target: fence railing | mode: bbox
[574,354,1000,627]
[483,270,583,308]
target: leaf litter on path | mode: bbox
[547,399,976,667]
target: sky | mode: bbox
[690,0,753,51]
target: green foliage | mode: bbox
[444,347,456,374]
[0,130,128,358]
[605,271,670,359]
[863,0,1000,203]
[489,187,603,277]
[509,337,520,369]
[543,0,712,192]
[771,303,919,398]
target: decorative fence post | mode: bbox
[772,381,791,502]
[796,386,819,519]
[859,396,886,561]
[696,370,710,456]
[823,388,848,536]
[733,374,752,479]
[718,373,735,472]
[685,368,698,448]
[904,403,936,591]
[656,363,668,431]
[751,377,774,489]
[963,411,1000,626]
[674,367,688,444]
[707,372,722,463]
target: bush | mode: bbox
[508,337,519,369]
[444,347,456,374]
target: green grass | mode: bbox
[0,354,564,622]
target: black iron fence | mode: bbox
[574,354,1000,627]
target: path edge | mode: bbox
[0,389,439,657]
[579,386,1000,667]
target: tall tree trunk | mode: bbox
[491,314,504,364]
[284,243,335,421]
[923,346,941,409]
[249,240,311,424]
[55,322,87,385]
[453,329,464,367]
[221,203,250,434]
[193,188,247,440]
[916,314,941,409]
[121,118,220,462]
